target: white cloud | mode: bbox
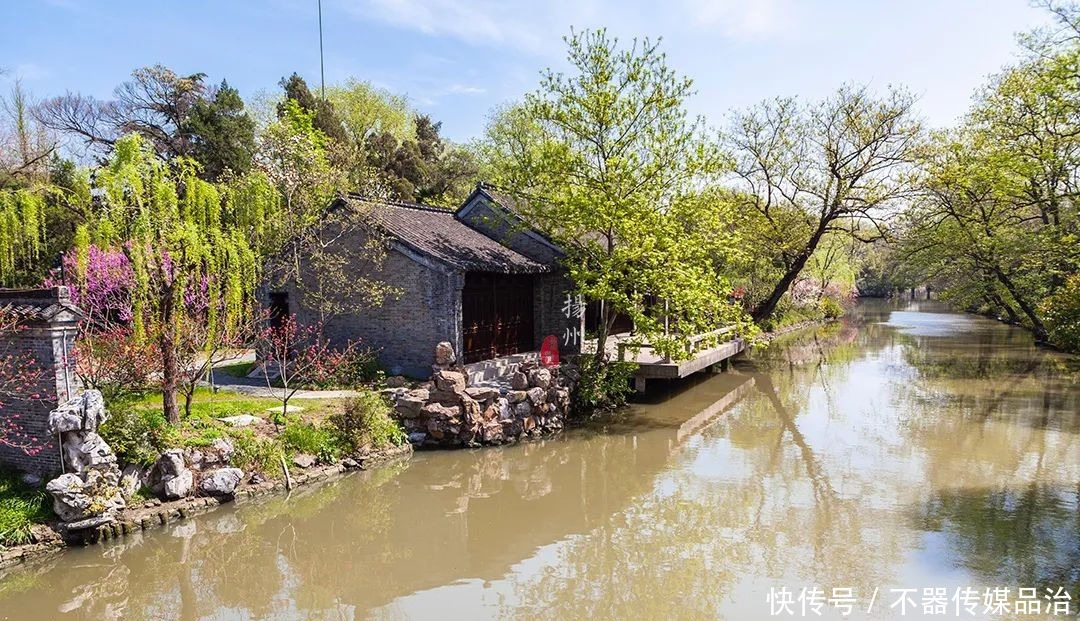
[446,83,485,94]
[332,0,787,54]
[677,0,788,38]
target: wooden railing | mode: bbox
[617,326,737,363]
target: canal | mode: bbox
[0,299,1077,620]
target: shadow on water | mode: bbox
[912,482,1080,597]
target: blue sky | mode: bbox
[0,0,1058,143]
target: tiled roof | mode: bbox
[343,195,552,274]
[0,287,85,323]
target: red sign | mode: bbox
[540,335,559,366]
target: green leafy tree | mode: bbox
[724,86,923,322]
[482,29,745,362]
[184,80,256,181]
[277,73,348,145]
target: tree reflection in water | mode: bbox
[0,300,1077,620]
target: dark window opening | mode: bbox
[269,292,289,329]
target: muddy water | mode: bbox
[1,300,1077,620]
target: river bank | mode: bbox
[2,301,1075,619]
[0,442,412,571]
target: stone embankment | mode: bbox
[388,342,573,448]
[0,390,412,571]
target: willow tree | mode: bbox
[483,29,744,362]
[80,134,260,423]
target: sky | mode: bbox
[0,0,1060,144]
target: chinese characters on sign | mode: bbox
[766,586,1072,617]
[562,293,585,347]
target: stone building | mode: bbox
[266,184,582,378]
[0,287,83,476]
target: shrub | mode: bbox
[0,469,51,548]
[282,421,340,462]
[73,327,160,402]
[819,296,845,320]
[228,428,284,476]
[328,392,405,454]
[571,356,637,415]
[98,406,175,467]
[300,347,383,389]
[1041,273,1080,352]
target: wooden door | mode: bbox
[462,273,535,363]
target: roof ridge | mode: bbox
[344,193,453,214]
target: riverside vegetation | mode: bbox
[2,2,1080,551]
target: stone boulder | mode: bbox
[163,470,194,500]
[149,449,195,500]
[61,430,117,473]
[217,414,262,427]
[119,464,144,501]
[465,386,500,403]
[46,390,108,435]
[433,370,466,394]
[186,438,234,471]
[435,341,456,365]
[292,453,317,469]
[510,371,529,390]
[385,375,407,388]
[527,387,547,406]
[394,396,426,419]
[421,402,461,420]
[528,368,552,389]
[199,468,244,496]
[45,469,125,522]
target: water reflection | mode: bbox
[0,300,1076,620]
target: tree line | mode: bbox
[1,1,1078,422]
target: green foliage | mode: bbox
[819,296,845,320]
[895,13,1080,342]
[282,421,340,462]
[183,80,256,181]
[482,29,746,355]
[98,405,176,467]
[327,78,415,144]
[0,189,45,285]
[328,392,405,453]
[278,73,348,145]
[0,468,51,548]
[227,428,284,476]
[571,357,637,415]
[1041,273,1080,351]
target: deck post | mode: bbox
[634,376,647,394]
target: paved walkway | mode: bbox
[204,351,362,400]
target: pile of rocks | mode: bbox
[41,391,250,531]
[142,440,244,501]
[43,391,126,529]
[390,343,572,448]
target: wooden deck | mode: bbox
[586,326,748,392]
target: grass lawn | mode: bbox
[127,387,347,422]
[0,468,51,548]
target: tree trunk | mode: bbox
[988,292,1021,325]
[183,389,195,420]
[751,224,829,322]
[993,267,1048,341]
[592,301,612,365]
[161,336,180,424]
[160,288,180,424]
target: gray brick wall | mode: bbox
[0,287,80,477]
[266,227,463,378]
